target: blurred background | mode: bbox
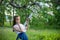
[0,0,60,40]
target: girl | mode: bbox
[13,16,29,40]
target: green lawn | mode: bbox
[0,27,60,40]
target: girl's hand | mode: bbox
[25,18,29,30]
[26,18,29,23]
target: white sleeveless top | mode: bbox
[13,24,26,34]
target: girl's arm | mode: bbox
[25,18,29,30]
[13,26,23,32]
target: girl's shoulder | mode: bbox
[13,24,18,28]
[13,24,25,28]
[20,24,25,27]
[20,24,23,25]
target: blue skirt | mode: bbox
[16,32,28,40]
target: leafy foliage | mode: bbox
[0,0,60,29]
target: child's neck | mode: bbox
[16,23,20,25]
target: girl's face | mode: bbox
[16,16,20,24]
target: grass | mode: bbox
[0,27,60,40]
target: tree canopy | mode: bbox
[0,0,60,29]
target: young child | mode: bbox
[13,16,29,40]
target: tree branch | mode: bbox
[9,0,41,9]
